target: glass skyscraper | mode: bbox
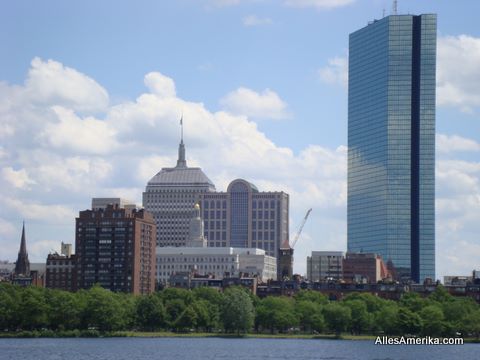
[347,14,436,283]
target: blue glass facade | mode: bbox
[347,14,436,283]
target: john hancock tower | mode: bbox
[347,13,436,283]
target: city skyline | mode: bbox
[0,1,479,280]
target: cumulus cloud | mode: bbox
[25,57,109,112]
[284,0,355,10]
[40,106,118,155]
[437,134,480,154]
[219,87,290,120]
[2,167,36,189]
[144,72,176,98]
[318,56,348,88]
[242,15,273,27]
[1,57,478,279]
[437,35,480,112]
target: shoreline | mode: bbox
[1,331,478,343]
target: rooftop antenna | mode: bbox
[180,111,184,143]
[382,8,385,18]
[392,0,398,15]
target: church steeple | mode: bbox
[14,221,30,276]
[176,114,187,168]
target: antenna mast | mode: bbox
[392,0,398,15]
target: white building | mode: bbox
[156,246,276,284]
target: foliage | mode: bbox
[220,287,255,334]
[0,283,479,337]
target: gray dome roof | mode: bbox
[147,166,216,188]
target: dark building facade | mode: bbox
[347,14,436,283]
[75,203,156,294]
[46,253,77,291]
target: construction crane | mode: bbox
[290,208,312,249]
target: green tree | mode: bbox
[396,307,422,335]
[295,300,324,333]
[82,285,125,331]
[135,294,166,331]
[221,287,254,335]
[46,289,83,330]
[256,296,298,333]
[429,285,454,304]
[343,299,373,334]
[0,284,21,331]
[164,298,186,328]
[419,305,444,336]
[18,286,48,330]
[174,306,197,332]
[323,303,351,336]
[399,292,426,313]
[294,290,328,305]
[460,309,480,339]
[375,303,399,335]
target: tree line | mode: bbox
[1,283,480,337]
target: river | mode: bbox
[0,337,477,360]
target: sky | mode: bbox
[0,0,479,280]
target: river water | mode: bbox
[0,337,477,360]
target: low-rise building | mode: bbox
[307,251,344,282]
[343,252,390,284]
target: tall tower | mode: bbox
[14,222,30,276]
[347,14,436,283]
[143,118,216,247]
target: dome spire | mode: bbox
[176,113,187,168]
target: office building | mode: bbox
[143,130,216,247]
[75,201,156,294]
[343,252,390,284]
[348,14,436,282]
[156,204,277,284]
[307,251,344,282]
[197,178,289,278]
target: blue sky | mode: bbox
[1,0,479,280]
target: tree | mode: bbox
[174,306,197,332]
[429,285,454,304]
[399,292,426,313]
[18,286,48,330]
[220,287,254,335]
[294,290,328,305]
[0,284,21,331]
[82,285,125,332]
[323,303,351,336]
[256,296,298,333]
[375,303,399,335]
[460,309,480,339]
[135,294,166,331]
[295,300,324,333]
[343,299,373,335]
[396,307,422,335]
[419,305,444,336]
[46,289,83,330]
[164,298,186,328]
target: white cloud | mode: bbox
[2,167,36,189]
[0,57,478,279]
[219,87,290,120]
[318,56,348,88]
[25,57,109,112]
[437,35,480,112]
[1,196,77,222]
[144,72,176,98]
[437,134,480,154]
[243,15,273,27]
[284,0,355,10]
[40,106,118,155]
